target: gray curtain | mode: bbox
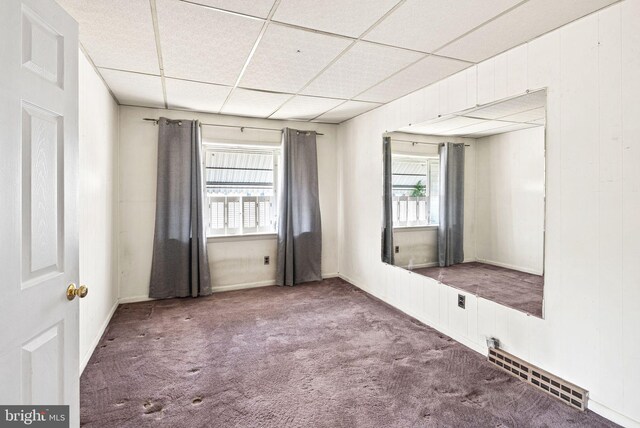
[438,142,465,267]
[149,118,212,298]
[382,136,394,264]
[276,128,322,286]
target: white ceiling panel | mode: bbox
[313,101,381,123]
[270,96,345,121]
[240,25,351,94]
[437,0,618,62]
[398,89,547,136]
[465,122,541,137]
[99,69,165,108]
[55,0,159,74]
[364,0,519,53]
[401,116,542,137]
[221,89,291,117]
[499,106,546,123]
[165,78,232,113]
[356,55,470,103]
[440,119,524,135]
[301,42,423,99]
[182,0,276,18]
[400,116,485,135]
[273,0,399,38]
[467,90,546,120]
[156,0,263,85]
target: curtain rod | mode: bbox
[391,138,470,147]
[143,118,324,136]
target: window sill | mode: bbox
[207,232,278,243]
[393,225,439,232]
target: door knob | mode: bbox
[66,283,88,301]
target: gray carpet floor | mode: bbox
[413,262,544,317]
[81,278,613,427]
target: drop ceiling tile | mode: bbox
[56,0,159,74]
[99,69,165,108]
[401,116,485,135]
[396,116,448,133]
[364,0,520,53]
[273,0,398,37]
[467,90,547,119]
[437,0,618,62]
[240,25,351,94]
[499,106,546,123]
[221,88,291,117]
[466,122,541,137]
[356,55,471,103]
[156,0,263,85]
[270,96,345,121]
[183,0,276,18]
[313,100,381,123]
[301,42,423,99]
[165,78,232,113]
[442,119,528,136]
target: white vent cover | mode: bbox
[488,348,588,411]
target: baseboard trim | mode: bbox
[212,280,275,293]
[322,272,339,278]
[212,272,340,293]
[338,273,365,291]
[118,295,155,304]
[589,399,640,428]
[337,273,487,353]
[399,262,439,270]
[80,299,118,375]
[475,258,542,276]
[119,273,342,301]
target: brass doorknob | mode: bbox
[67,283,88,301]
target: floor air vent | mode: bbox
[488,348,588,411]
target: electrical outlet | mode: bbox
[395,246,399,254]
[458,294,465,309]
[264,256,270,265]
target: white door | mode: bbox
[0,0,80,425]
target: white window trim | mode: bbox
[391,155,440,227]
[203,142,280,237]
[207,232,277,243]
[393,225,439,232]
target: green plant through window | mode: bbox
[410,180,426,197]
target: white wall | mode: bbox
[78,52,119,371]
[337,2,640,426]
[118,106,339,301]
[475,127,545,274]
[393,227,438,268]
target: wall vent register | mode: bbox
[488,347,588,411]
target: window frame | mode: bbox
[203,142,280,239]
[391,154,440,229]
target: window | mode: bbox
[391,154,439,227]
[204,145,279,236]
